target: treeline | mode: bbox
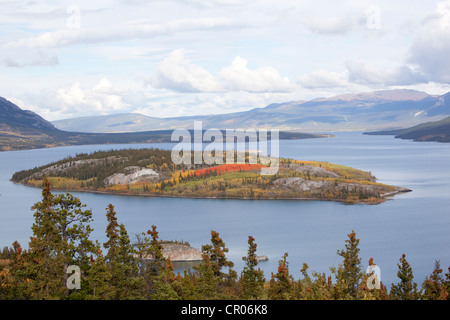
[1,178,448,300]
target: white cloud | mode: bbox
[345,60,426,86]
[408,0,450,83]
[6,17,241,48]
[218,56,295,93]
[297,69,349,89]
[150,49,224,93]
[46,79,131,119]
[149,51,296,94]
[304,15,366,35]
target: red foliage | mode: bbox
[193,164,264,177]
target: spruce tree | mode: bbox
[201,230,236,282]
[335,230,363,299]
[421,260,448,300]
[240,236,265,299]
[268,253,293,300]
[25,178,95,299]
[390,254,420,300]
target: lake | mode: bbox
[1,132,449,287]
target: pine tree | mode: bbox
[102,205,145,299]
[193,253,221,300]
[390,254,420,300]
[421,260,448,300]
[136,225,166,298]
[335,230,363,299]
[25,178,95,299]
[6,241,29,299]
[201,230,236,282]
[87,246,113,300]
[268,253,293,300]
[240,236,265,299]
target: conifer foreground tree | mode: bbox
[24,178,96,299]
[103,204,145,299]
[240,236,265,299]
[390,254,420,300]
[421,260,449,300]
[335,230,363,299]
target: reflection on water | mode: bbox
[172,261,202,275]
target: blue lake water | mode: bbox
[1,132,449,287]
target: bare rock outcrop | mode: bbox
[104,166,159,186]
[161,243,203,262]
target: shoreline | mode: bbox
[11,180,411,205]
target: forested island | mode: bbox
[11,148,410,204]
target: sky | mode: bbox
[1,0,450,121]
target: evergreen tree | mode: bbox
[6,241,29,299]
[135,225,166,299]
[421,260,449,300]
[390,254,420,300]
[201,230,236,283]
[268,253,293,300]
[240,236,265,299]
[25,178,95,299]
[102,205,145,299]
[193,253,221,300]
[335,230,363,299]
[87,246,113,300]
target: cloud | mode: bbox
[150,49,224,93]
[47,79,132,118]
[297,69,349,89]
[304,15,366,35]
[345,60,426,86]
[149,50,296,94]
[1,54,59,68]
[6,17,242,48]
[407,0,450,83]
[218,56,295,93]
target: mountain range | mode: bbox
[51,89,450,133]
[0,97,326,151]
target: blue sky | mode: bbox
[1,0,450,120]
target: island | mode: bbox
[11,148,410,205]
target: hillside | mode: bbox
[11,148,411,204]
[52,89,450,133]
[0,97,329,151]
[365,113,450,143]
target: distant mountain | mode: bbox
[51,89,450,133]
[365,115,450,143]
[0,97,327,151]
[0,97,57,134]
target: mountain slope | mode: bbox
[51,89,450,133]
[365,115,450,142]
[0,97,329,151]
[0,97,57,134]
